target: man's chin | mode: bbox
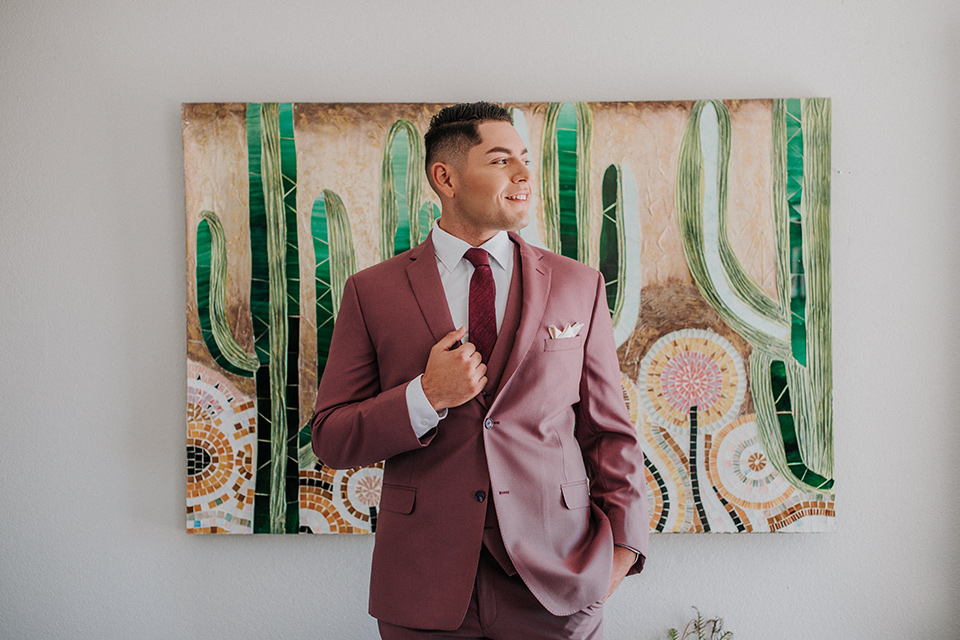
[509,212,531,232]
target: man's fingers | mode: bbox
[435,326,467,351]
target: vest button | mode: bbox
[475,490,486,503]
[484,418,494,429]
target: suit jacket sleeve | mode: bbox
[575,271,649,572]
[311,275,435,470]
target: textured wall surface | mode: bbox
[1,1,958,638]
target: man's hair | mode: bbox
[424,102,513,178]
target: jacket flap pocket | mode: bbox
[543,335,584,352]
[561,479,591,509]
[379,483,416,514]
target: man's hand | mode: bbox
[421,327,487,412]
[603,546,637,601]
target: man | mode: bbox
[312,102,648,639]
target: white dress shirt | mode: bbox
[406,221,514,437]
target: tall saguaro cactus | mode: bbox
[675,99,833,493]
[194,103,302,533]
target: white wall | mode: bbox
[2,1,957,638]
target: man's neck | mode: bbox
[436,216,498,248]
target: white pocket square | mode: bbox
[548,323,584,339]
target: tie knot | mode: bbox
[464,248,490,268]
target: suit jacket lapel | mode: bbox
[495,232,551,399]
[406,234,456,344]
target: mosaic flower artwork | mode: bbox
[186,362,257,533]
[183,99,833,534]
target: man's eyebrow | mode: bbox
[484,146,529,156]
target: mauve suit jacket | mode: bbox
[312,231,649,631]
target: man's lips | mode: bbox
[505,193,530,201]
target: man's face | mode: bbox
[448,121,532,239]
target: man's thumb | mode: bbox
[436,326,467,350]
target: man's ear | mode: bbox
[428,161,457,200]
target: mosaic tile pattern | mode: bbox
[625,346,835,532]
[708,415,794,513]
[186,361,257,533]
[639,329,746,437]
[768,496,835,532]
[300,463,384,534]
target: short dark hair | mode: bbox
[424,102,513,176]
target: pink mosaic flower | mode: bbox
[660,351,723,413]
[639,328,746,434]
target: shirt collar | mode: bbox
[432,220,512,273]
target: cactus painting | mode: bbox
[183,98,832,535]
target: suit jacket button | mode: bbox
[484,418,494,429]
[475,491,486,503]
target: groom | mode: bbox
[312,101,648,639]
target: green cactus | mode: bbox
[538,102,640,345]
[599,163,643,346]
[312,189,357,373]
[194,103,302,533]
[675,99,833,493]
[541,102,592,261]
[380,119,438,260]
[195,210,260,376]
[781,98,810,366]
[298,188,358,472]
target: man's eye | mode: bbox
[523,159,531,166]
[493,158,507,164]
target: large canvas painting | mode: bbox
[183,99,833,534]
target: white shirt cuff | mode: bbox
[615,544,641,565]
[406,374,447,438]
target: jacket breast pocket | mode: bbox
[379,483,416,515]
[560,479,591,509]
[543,335,584,352]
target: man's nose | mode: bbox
[513,161,531,182]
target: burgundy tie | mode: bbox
[464,248,496,364]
